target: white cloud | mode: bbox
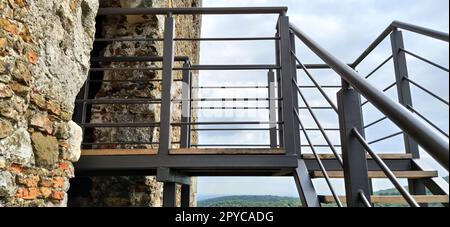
[197,0,449,198]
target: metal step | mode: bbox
[302,153,413,160]
[311,170,438,179]
[319,195,449,204]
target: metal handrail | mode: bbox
[352,129,420,207]
[353,20,449,67]
[290,23,449,170]
[97,7,288,15]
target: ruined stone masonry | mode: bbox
[0,0,98,206]
[0,0,201,207]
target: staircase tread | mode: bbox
[170,148,286,155]
[302,153,413,160]
[312,170,438,179]
[81,148,286,156]
[320,195,449,204]
[81,149,158,156]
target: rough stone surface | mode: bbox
[70,0,200,207]
[64,121,83,162]
[0,171,15,197]
[0,129,33,165]
[0,0,98,206]
[31,132,59,167]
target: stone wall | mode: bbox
[69,0,201,207]
[0,0,98,206]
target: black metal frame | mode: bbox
[73,7,449,207]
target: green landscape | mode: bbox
[198,176,449,207]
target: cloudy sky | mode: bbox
[194,0,449,199]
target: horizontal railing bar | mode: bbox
[193,85,341,89]
[90,65,280,71]
[175,65,280,70]
[299,85,341,89]
[192,107,335,110]
[290,23,449,170]
[97,7,289,15]
[294,81,344,166]
[193,107,270,110]
[192,86,269,89]
[406,78,449,106]
[90,56,189,62]
[192,128,340,131]
[76,99,161,104]
[364,116,388,129]
[400,49,450,73]
[191,144,273,147]
[82,142,159,145]
[80,123,160,127]
[352,128,420,207]
[177,98,281,102]
[364,55,393,79]
[176,37,280,41]
[95,37,280,42]
[173,121,283,126]
[80,121,284,128]
[90,67,163,71]
[87,79,164,83]
[392,20,450,43]
[368,131,403,145]
[407,105,449,138]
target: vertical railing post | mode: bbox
[179,60,192,207]
[268,70,278,148]
[160,13,176,207]
[180,184,191,207]
[180,60,191,149]
[390,29,426,199]
[289,30,301,155]
[279,15,320,207]
[337,85,372,207]
[159,13,175,156]
[278,15,298,156]
[275,31,284,147]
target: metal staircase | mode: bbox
[73,7,449,207]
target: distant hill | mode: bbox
[197,195,300,207]
[197,176,448,207]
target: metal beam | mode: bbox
[293,160,321,207]
[391,30,427,201]
[97,7,288,15]
[290,23,449,171]
[278,16,297,156]
[157,167,191,185]
[180,61,191,149]
[163,182,177,207]
[181,184,191,207]
[159,15,175,156]
[75,155,299,171]
[337,87,372,207]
